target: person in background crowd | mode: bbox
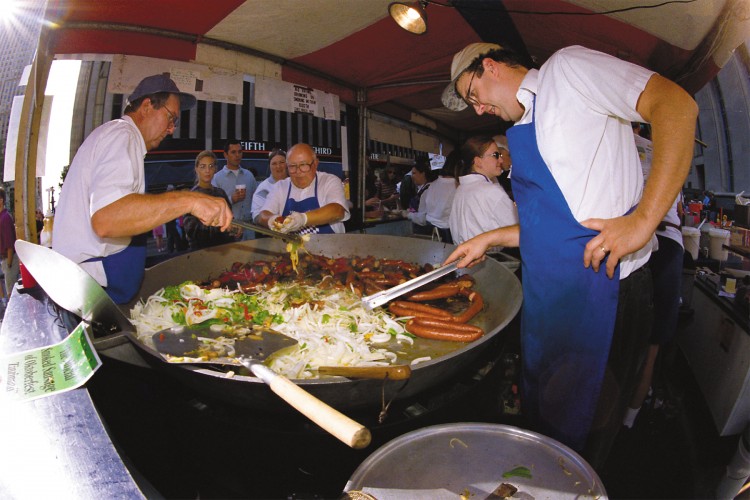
[183,150,237,250]
[493,134,514,200]
[53,74,232,304]
[364,165,378,205]
[258,143,349,234]
[367,166,399,210]
[449,135,518,246]
[164,185,182,253]
[0,187,18,306]
[404,150,460,243]
[252,148,289,222]
[403,158,438,236]
[623,123,684,428]
[398,166,415,212]
[441,42,697,468]
[152,223,166,252]
[212,139,258,240]
[35,209,44,241]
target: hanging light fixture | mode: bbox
[389,1,428,35]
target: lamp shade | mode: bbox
[389,1,427,35]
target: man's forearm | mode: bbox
[92,192,199,238]
[635,74,698,230]
[305,203,345,227]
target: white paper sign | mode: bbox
[292,85,316,114]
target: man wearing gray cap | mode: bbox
[443,43,698,468]
[53,74,233,304]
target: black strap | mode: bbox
[657,221,681,232]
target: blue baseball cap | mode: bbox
[128,74,197,110]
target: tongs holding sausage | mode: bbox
[361,261,459,310]
[231,220,303,245]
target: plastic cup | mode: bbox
[19,261,38,289]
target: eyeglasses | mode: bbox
[287,161,313,173]
[197,163,216,171]
[482,151,504,160]
[163,106,180,127]
[464,69,479,107]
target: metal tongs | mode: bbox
[361,261,459,310]
[232,220,302,244]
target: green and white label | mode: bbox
[0,322,102,402]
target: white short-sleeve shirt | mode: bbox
[515,45,656,278]
[52,116,146,286]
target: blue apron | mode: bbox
[507,99,620,451]
[282,175,335,235]
[85,233,147,304]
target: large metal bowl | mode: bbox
[110,234,522,411]
[344,423,607,498]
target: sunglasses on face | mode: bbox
[482,151,504,160]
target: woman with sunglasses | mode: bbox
[449,135,518,245]
[183,150,237,250]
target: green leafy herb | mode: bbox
[162,281,194,301]
[171,310,186,325]
[502,466,532,479]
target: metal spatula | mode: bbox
[151,325,411,380]
[151,324,372,448]
[231,220,302,244]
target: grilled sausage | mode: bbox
[406,318,484,342]
[452,289,484,323]
[388,301,452,319]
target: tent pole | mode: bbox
[357,88,368,229]
[14,26,53,244]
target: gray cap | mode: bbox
[441,42,503,111]
[128,74,197,110]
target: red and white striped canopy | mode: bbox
[47,0,750,134]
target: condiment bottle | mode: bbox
[40,213,53,248]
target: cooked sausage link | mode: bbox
[407,284,461,301]
[452,289,484,323]
[389,301,452,319]
[406,318,484,342]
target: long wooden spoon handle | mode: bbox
[248,362,371,449]
[317,365,411,380]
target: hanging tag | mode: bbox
[0,322,102,402]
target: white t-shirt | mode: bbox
[449,173,519,245]
[251,176,279,221]
[515,45,655,278]
[409,176,457,229]
[261,172,350,233]
[52,116,146,286]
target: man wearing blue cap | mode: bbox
[53,74,233,304]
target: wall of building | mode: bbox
[0,0,45,163]
[687,42,750,197]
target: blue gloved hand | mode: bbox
[278,211,308,233]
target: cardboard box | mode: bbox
[734,204,750,228]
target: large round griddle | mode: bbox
[110,234,522,411]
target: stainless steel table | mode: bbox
[0,285,145,499]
